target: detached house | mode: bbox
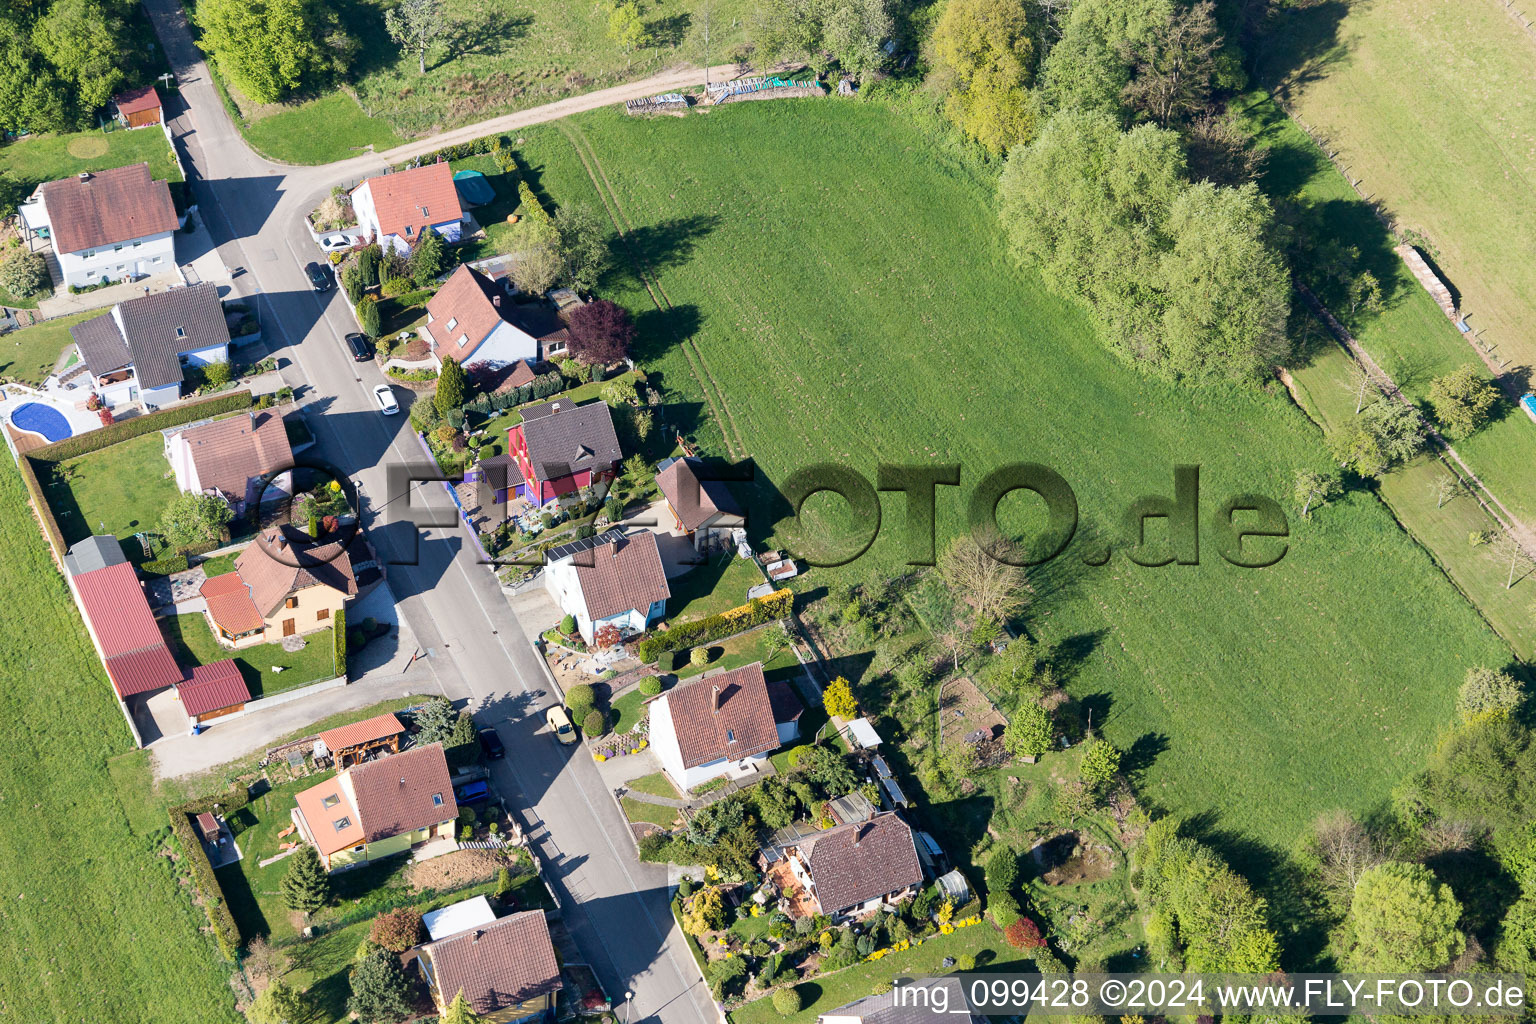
[19,163,178,288]
[506,398,622,506]
[649,662,790,791]
[200,531,357,646]
[416,909,563,1023]
[767,812,923,921]
[350,162,463,254]
[420,264,538,376]
[543,529,669,644]
[656,456,745,551]
[292,742,459,871]
[70,282,230,409]
[165,410,293,514]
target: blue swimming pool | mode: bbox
[9,402,72,442]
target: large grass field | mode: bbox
[0,461,239,1021]
[220,0,756,163]
[1254,0,1536,374]
[502,100,1515,854]
[0,123,182,190]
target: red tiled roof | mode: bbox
[318,712,405,753]
[73,562,182,697]
[42,163,178,255]
[570,531,670,621]
[425,264,529,365]
[664,662,779,769]
[177,411,293,502]
[200,571,266,635]
[356,162,462,244]
[114,85,161,115]
[420,910,562,1017]
[804,813,923,916]
[177,659,250,716]
[656,457,743,532]
[348,743,458,843]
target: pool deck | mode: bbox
[0,384,104,455]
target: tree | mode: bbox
[1492,529,1534,591]
[681,885,728,934]
[384,0,444,75]
[1429,364,1499,437]
[510,235,562,296]
[566,682,596,718]
[554,203,610,292]
[1326,419,1388,478]
[195,0,336,104]
[204,360,234,389]
[31,0,125,112]
[754,0,892,76]
[1337,359,1380,415]
[1328,401,1425,477]
[159,492,233,547]
[822,676,857,719]
[1005,700,1053,759]
[369,908,423,953]
[1308,809,1385,906]
[608,2,650,62]
[795,744,857,796]
[600,375,639,408]
[1120,0,1224,127]
[1457,666,1523,723]
[938,534,1030,624]
[280,846,331,914]
[582,708,606,736]
[348,947,412,1023]
[409,226,447,286]
[435,356,467,414]
[1079,738,1121,789]
[689,646,710,668]
[1292,469,1341,518]
[1182,112,1264,186]
[248,979,318,1024]
[1038,0,1170,115]
[1432,473,1463,509]
[441,990,486,1024]
[1419,715,1536,833]
[357,245,380,287]
[772,986,803,1016]
[413,697,458,744]
[0,248,49,298]
[930,0,1037,154]
[567,299,636,366]
[356,297,382,338]
[1346,862,1464,972]
[0,26,71,135]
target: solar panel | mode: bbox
[544,529,626,565]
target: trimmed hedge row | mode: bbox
[168,783,252,960]
[141,553,189,576]
[393,133,509,170]
[333,607,346,676]
[30,390,253,463]
[15,452,66,559]
[637,589,794,663]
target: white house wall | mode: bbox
[180,342,229,367]
[463,320,538,370]
[649,697,689,786]
[55,230,175,288]
[140,382,181,410]
[167,435,200,493]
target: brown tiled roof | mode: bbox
[234,532,358,618]
[664,662,778,769]
[72,312,131,375]
[766,678,803,726]
[656,457,743,532]
[420,909,562,1017]
[820,978,970,1024]
[113,282,229,389]
[199,571,265,635]
[804,813,922,915]
[114,85,162,115]
[319,712,406,753]
[178,411,293,501]
[41,163,178,255]
[347,743,457,843]
[518,400,621,484]
[72,561,182,698]
[356,162,462,243]
[570,531,669,621]
[424,264,529,364]
[177,659,250,716]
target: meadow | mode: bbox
[1254,0,1536,375]
[0,462,239,1021]
[506,99,1515,853]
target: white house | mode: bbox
[648,662,783,791]
[420,264,539,377]
[165,410,293,513]
[18,163,178,289]
[543,529,669,644]
[350,162,463,254]
[69,282,230,410]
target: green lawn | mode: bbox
[675,631,797,684]
[513,100,1515,856]
[0,309,97,384]
[40,430,179,551]
[626,770,679,799]
[622,796,682,827]
[0,124,182,190]
[240,91,404,164]
[0,460,240,1020]
[469,372,645,447]
[453,153,535,263]
[611,685,657,735]
[163,613,338,698]
[664,553,766,623]
[198,551,238,577]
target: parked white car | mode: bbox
[373,384,399,415]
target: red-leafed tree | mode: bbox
[566,299,636,365]
[1004,917,1046,949]
[369,907,423,952]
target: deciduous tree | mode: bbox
[567,299,636,365]
[1429,364,1499,437]
[0,248,49,298]
[384,0,444,76]
[1120,0,1224,127]
[1456,666,1522,723]
[822,676,857,719]
[930,0,1037,154]
[1346,862,1464,972]
[938,534,1030,625]
[1005,700,1053,759]
[1292,469,1340,518]
[248,979,319,1024]
[554,204,610,292]
[369,908,423,952]
[31,0,124,112]
[608,2,650,63]
[159,493,233,547]
[195,0,335,104]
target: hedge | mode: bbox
[638,589,794,663]
[392,133,508,170]
[30,390,253,463]
[333,607,347,676]
[16,453,66,559]
[168,783,252,960]
[141,553,189,576]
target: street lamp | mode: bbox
[623,990,634,1024]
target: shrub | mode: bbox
[658,650,678,673]
[1005,917,1046,949]
[690,647,710,668]
[566,683,595,717]
[583,708,607,736]
[559,614,577,636]
[356,297,382,337]
[682,886,727,935]
[141,553,189,576]
[640,677,663,697]
[773,986,803,1016]
[636,590,794,663]
[0,248,48,297]
[369,908,423,952]
[381,275,414,297]
[822,676,857,719]
[956,952,976,971]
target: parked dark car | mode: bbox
[345,332,372,361]
[478,727,506,760]
[304,262,333,292]
[455,780,491,804]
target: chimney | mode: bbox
[712,685,721,714]
[492,295,500,308]
[275,534,288,551]
[473,930,482,944]
[78,171,91,182]
[853,824,866,847]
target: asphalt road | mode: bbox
[136,1,721,1020]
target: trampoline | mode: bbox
[9,402,72,442]
[453,170,496,207]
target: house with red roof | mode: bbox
[17,163,178,289]
[419,264,538,376]
[504,398,622,506]
[648,662,794,791]
[768,812,923,921]
[291,743,459,871]
[542,529,669,645]
[350,162,464,254]
[113,85,163,128]
[199,530,360,646]
[165,410,293,514]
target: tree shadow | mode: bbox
[1119,731,1168,786]
[646,12,691,48]
[632,303,703,364]
[1247,0,1350,97]
[435,10,535,67]
[608,214,723,286]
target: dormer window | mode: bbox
[727,729,737,744]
